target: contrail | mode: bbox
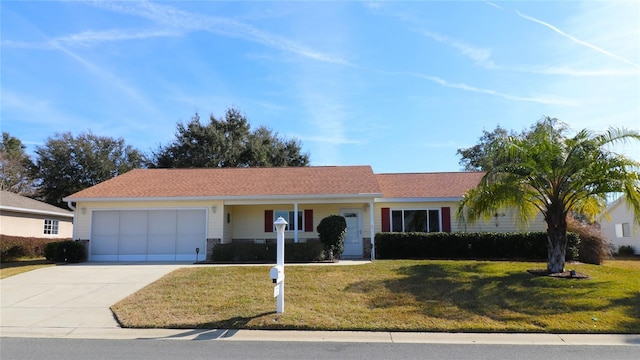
[516,11,637,67]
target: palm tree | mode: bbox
[457,117,640,273]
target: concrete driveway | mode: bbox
[0,263,187,337]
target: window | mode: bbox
[274,210,303,231]
[391,209,440,232]
[44,219,59,235]
[615,223,631,238]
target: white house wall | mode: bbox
[600,199,640,255]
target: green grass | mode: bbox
[0,258,54,279]
[111,260,640,333]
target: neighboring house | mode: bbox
[0,190,74,238]
[599,196,640,255]
[63,166,546,262]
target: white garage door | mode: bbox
[91,209,206,261]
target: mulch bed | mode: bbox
[527,269,589,279]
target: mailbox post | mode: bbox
[271,217,287,313]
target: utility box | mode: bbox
[270,265,284,284]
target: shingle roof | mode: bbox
[64,166,383,200]
[376,172,484,198]
[0,191,74,217]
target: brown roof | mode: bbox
[0,191,74,216]
[376,172,484,198]
[64,166,382,200]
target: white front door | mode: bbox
[341,209,362,258]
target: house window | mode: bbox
[615,223,631,238]
[391,209,440,232]
[44,219,59,235]
[274,210,303,231]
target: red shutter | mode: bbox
[441,207,451,233]
[264,210,274,232]
[304,209,313,232]
[381,207,391,232]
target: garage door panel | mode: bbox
[119,235,147,255]
[92,211,119,235]
[91,235,118,255]
[148,235,175,254]
[120,210,148,235]
[176,234,204,254]
[149,210,176,234]
[177,210,206,234]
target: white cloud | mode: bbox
[385,71,583,106]
[90,0,350,65]
[419,30,495,68]
[515,10,638,67]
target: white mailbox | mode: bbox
[270,265,284,284]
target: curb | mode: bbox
[2,328,639,345]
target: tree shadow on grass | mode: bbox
[193,311,275,329]
[346,263,639,332]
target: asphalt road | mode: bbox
[2,338,639,360]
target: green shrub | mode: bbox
[316,215,347,260]
[43,240,86,263]
[375,231,580,261]
[617,245,636,257]
[211,241,325,263]
[0,235,65,262]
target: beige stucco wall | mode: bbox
[0,211,73,238]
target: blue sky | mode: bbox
[2,1,638,173]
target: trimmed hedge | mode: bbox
[0,235,69,261]
[375,232,580,261]
[211,241,326,263]
[43,240,87,263]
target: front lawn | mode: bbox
[0,258,54,279]
[111,260,640,333]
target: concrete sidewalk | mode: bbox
[1,263,638,345]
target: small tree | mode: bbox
[317,215,347,261]
[457,117,640,273]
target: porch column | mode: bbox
[294,202,299,243]
[369,200,375,260]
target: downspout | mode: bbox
[66,200,76,211]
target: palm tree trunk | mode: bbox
[547,227,567,273]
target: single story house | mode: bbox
[63,166,546,262]
[0,190,74,238]
[599,195,639,255]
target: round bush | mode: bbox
[316,215,347,260]
[43,240,86,263]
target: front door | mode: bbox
[341,209,362,258]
